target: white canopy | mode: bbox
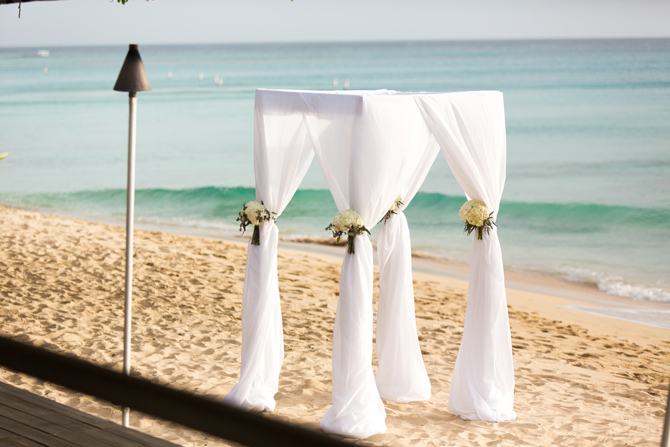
[224,89,516,439]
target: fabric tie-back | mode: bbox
[223,92,314,412]
[415,92,516,421]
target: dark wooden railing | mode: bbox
[0,336,356,447]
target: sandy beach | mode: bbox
[1,206,669,446]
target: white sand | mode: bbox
[1,206,669,446]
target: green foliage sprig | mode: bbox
[464,211,496,240]
[326,224,370,255]
[381,199,403,224]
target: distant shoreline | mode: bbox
[17,205,668,330]
[2,36,670,51]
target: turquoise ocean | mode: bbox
[1,39,669,303]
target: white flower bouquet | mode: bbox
[459,199,496,240]
[381,195,403,223]
[237,201,275,245]
[326,208,370,254]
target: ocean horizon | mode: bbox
[1,38,669,303]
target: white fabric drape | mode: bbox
[376,212,431,402]
[237,88,516,437]
[224,91,314,412]
[375,122,440,403]
[415,91,516,422]
[301,92,438,438]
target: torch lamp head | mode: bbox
[114,44,152,94]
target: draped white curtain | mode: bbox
[301,92,424,438]
[415,91,516,422]
[227,88,515,438]
[223,91,314,412]
[375,111,440,403]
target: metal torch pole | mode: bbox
[122,91,137,428]
[662,380,670,447]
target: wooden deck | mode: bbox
[0,381,180,447]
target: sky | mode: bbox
[1,0,670,47]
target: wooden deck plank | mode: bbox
[0,436,49,447]
[0,414,72,447]
[0,427,22,440]
[0,382,180,447]
[0,383,115,429]
[0,382,178,445]
[0,400,134,447]
[0,395,129,447]
[0,393,105,429]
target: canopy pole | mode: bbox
[122,91,138,428]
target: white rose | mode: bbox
[332,209,363,232]
[242,201,267,225]
[458,201,472,223]
[389,195,402,212]
[459,199,490,227]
